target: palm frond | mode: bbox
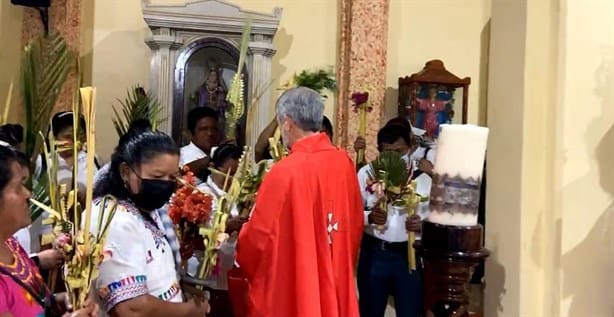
[294,67,337,94]
[21,32,74,160]
[29,174,50,221]
[368,151,410,190]
[225,19,252,140]
[111,86,165,137]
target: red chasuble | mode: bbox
[236,133,364,317]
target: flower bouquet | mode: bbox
[352,91,371,167]
[367,151,427,269]
[168,167,214,271]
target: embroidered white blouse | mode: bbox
[188,177,239,291]
[89,200,183,313]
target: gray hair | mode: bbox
[276,87,323,132]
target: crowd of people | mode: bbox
[0,86,436,317]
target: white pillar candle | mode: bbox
[428,124,489,226]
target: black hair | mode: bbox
[377,124,411,151]
[126,119,152,135]
[94,130,179,199]
[211,144,242,168]
[187,107,218,134]
[385,117,411,130]
[50,111,86,137]
[0,146,19,194]
[0,124,24,147]
[322,116,333,138]
[15,151,29,168]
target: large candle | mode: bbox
[428,124,489,226]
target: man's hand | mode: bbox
[185,157,211,177]
[367,206,387,226]
[417,158,434,175]
[226,216,249,233]
[405,214,422,233]
[353,136,366,152]
[37,248,65,270]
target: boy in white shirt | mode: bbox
[356,123,427,317]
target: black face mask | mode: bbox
[130,178,176,211]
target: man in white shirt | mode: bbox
[180,107,220,184]
[356,123,425,317]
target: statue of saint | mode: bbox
[192,68,228,138]
[416,85,447,138]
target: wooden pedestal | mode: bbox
[414,221,489,317]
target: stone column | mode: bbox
[335,0,390,162]
[247,37,276,148]
[146,28,183,135]
[21,0,81,112]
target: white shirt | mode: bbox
[188,176,239,291]
[89,200,182,313]
[180,142,207,166]
[357,151,434,242]
[180,142,208,185]
[13,227,32,254]
[30,151,99,253]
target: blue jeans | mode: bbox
[357,234,423,317]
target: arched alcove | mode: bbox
[173,37,249,145]
[142,0,281,146]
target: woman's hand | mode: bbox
[56,293,99,316]
[186,297,211,316]
[37,248,65,270]
[61,297,98,317]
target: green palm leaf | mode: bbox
[294,67,337,94]
[368,151,410,195]
[111,86,165,137]
[21,32,74,161]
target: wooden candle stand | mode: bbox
[414,221,489,317]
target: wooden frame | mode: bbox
[398,60,470,138]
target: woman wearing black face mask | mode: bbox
[91,130,210,317]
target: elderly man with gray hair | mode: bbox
[236,87,364,317]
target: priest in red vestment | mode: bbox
[236,87,364,317]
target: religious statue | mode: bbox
[416,85,449,138]
[192,68,228,137]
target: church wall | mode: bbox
[0,2,24,122]
[486,0,614,316]
[556,0,614,315]
[86,0,337,161]
[385,0,491,125]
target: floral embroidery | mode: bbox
[120,200,168,252]
[98,275,148,312]
[157,282,181,301]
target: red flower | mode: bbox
[168,167,213,226]
[351,92,369,113]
